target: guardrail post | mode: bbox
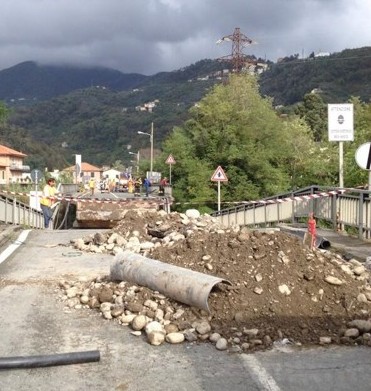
[359,192,364,239]
[12,198,16,225]
[331,193,337,230]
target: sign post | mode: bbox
[75,154,82,185]
[31,169,42,209]
[328,103,354,188]
[211,166,228,211]
[165,154,176,185]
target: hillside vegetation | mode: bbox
[0,48,370,182]
[259,47,371,105]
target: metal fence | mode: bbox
[0,193,44,229]
[0,183,80,229]
[212,186,371,240]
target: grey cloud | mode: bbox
[0,0,370,75]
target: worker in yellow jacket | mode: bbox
[40,178,59,229]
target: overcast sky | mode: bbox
[1,0,370,75]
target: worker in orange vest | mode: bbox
[307,212,317,250]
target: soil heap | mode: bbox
[64,209,371,352]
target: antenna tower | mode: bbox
[217,27,256,73]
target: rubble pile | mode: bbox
[61,209,371,352]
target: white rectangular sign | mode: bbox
[328,103,354,141]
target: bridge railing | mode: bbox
[0,193,44,229]
[212,186,371,240]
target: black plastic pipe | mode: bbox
[279,227,331,250]
[0,350,100,370]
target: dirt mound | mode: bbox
[68,209,371,350]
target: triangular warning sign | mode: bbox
[211,166,228,182]
[165,154,176,164]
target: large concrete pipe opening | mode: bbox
[110,251,231,312]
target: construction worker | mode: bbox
[134,177,142,197]
[308,212,317,250]
[128,176,134,193]
[39,178,59,229]
[88,177,96,196]
[159,177,168,196]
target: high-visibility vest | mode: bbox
[40,184,57,207]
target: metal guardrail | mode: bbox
[0,194,44,229]
[0,183,79,229]
[212,186,371,240]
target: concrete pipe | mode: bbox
[110,251,231,312]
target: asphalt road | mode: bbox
[0,229,371,391]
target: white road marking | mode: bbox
[242,354,282,391]
[0,230,31,265]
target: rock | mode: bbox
[98,286,114,303]
[353,266,366,276]
[145,321,165,335]
[347,320,371,333]
[100,302,112,312]
[209,333,222,343]
[357,293,368,303]
[166,333,185,344]
[111,306,125,318]
[120,314,136,324]
[319,337,332,345]
[344,328,360,338]
[215,338,228,351]
[195,321,211,335]
[164,323,179,334]
[144,299,158,311]
[324,276,343,285]
[255,273,263,282]
[254,287,263,295]
[185,209,201,219]
[278,284,291,295]
[126,302,143,313]
[132,315,147,331]
[183,330,198,342]
[243,328,259,338]
[147,331,165,346]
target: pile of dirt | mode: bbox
[66,209,371,350]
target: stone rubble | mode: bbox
[58,208,371,353]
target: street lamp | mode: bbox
[129,151,140,175]
[138,122,154,181]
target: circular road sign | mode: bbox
[31,169,42,183]
[355,142,371,170]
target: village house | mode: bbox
[0,144,30,185]
[62,162,103,184]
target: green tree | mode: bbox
[162,74,318,208]
[295,93,327,141]
[0,101,8,123]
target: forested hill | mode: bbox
[259,46,371,106]
[0,59,227,104]
[1,47,371,171]
[0,61,148,102]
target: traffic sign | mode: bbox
[165,154,176,164]
[211,166,228,182]
[30,169,42,183]
[328,103,354,141]
[355,142,371,170]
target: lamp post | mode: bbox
[138,122,153,181]
[129,151,140,175]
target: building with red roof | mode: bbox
[0,144,30,185]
